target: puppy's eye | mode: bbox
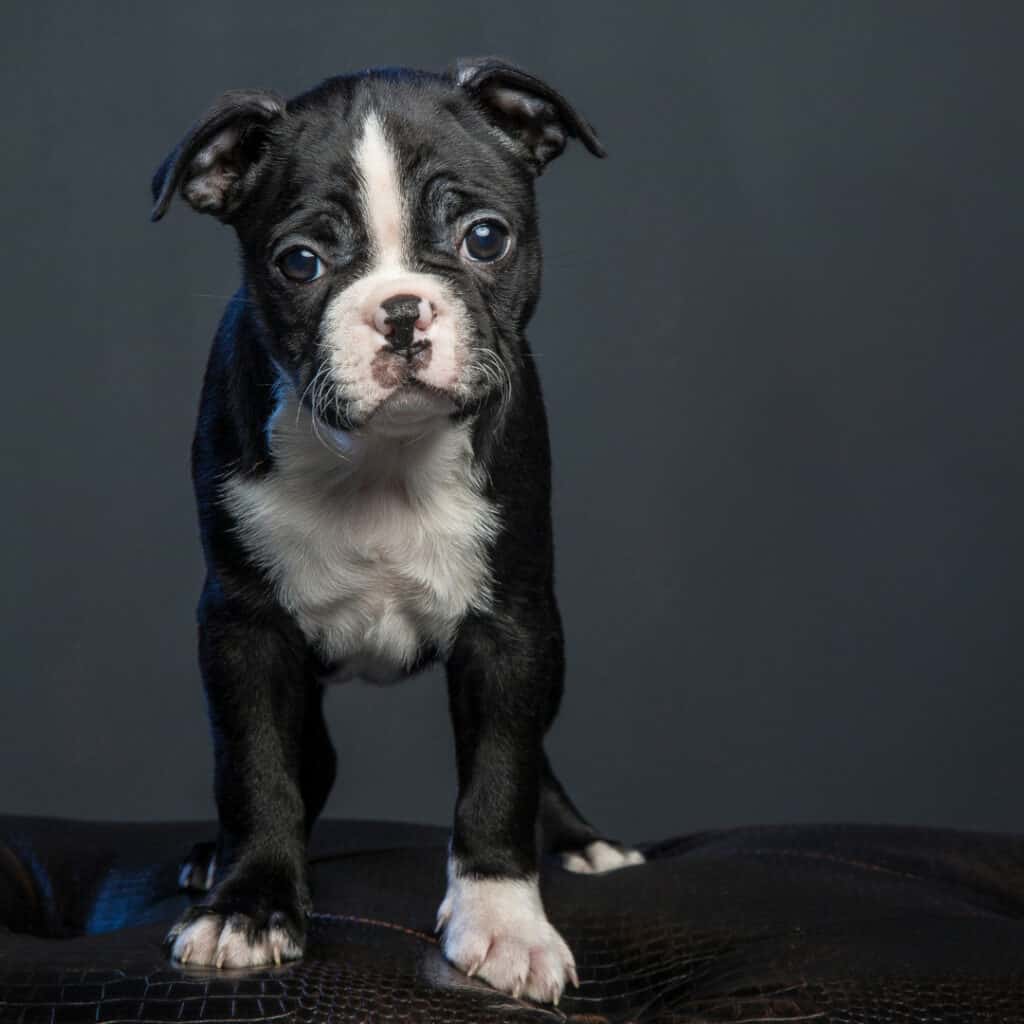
[277,247,324,282]
[461,220,510,263]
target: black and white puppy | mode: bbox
[152,58,642,1004]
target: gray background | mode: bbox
[2,1,1021,842]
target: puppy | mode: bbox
[153,58,643,1004]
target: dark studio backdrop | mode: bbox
[2,1,1021,841]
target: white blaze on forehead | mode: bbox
[322,109,478,416]
[355,111,407,271]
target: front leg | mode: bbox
[438,611,577,1004]
[166,602,312,968]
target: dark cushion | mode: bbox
[1,817,1023,1022]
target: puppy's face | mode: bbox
[152,63,604,433]
[242,81,536,432]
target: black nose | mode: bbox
[381,294,423,353]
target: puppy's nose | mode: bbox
[373,294,434,352]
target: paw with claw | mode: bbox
[167,904,304,968]
[437,869,577,1004]
[165,905,301,966]
[166,866,308,970]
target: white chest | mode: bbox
[223,398,498,682]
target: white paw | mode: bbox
[561,839,645,875]
[168,911,302,968]
[436,862,577,1004]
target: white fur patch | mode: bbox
[224,391,499,679]
[319,110,484,423]
[561,840,645,875]
[356,111,406,271]
[170,912,301,968]
[436,857,577,1004]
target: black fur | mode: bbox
[154,60,610,966]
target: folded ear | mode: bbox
[452,57,605,174]
[150,89,285,222]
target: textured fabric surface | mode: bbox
[2,818,1024,1022]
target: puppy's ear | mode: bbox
[150,89,285,222]
[452,57,605,174]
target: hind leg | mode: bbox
[178,839,218,893]
[534,622,644,875]
[539,753,645,874]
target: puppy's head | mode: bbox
[152,59,604,434]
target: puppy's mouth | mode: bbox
[305,325,502,435]
[371,342,432,390]
[311,379,457,437]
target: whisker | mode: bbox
[470,346,514,423]
[296,368,322,424]
[307,369,352,463]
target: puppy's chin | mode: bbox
[368,387,458,437]
[314,386,458,443]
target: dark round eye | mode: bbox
[461,220,510,263]
[277,247,324,282]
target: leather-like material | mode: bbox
[2,818,1023,1022]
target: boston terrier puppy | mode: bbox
[152,58,643,1004]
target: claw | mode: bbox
[273,944,282,967]
[568,964,580,989]
[179,942,193,965]
[466,959,481,978]
[215,950,226,969]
